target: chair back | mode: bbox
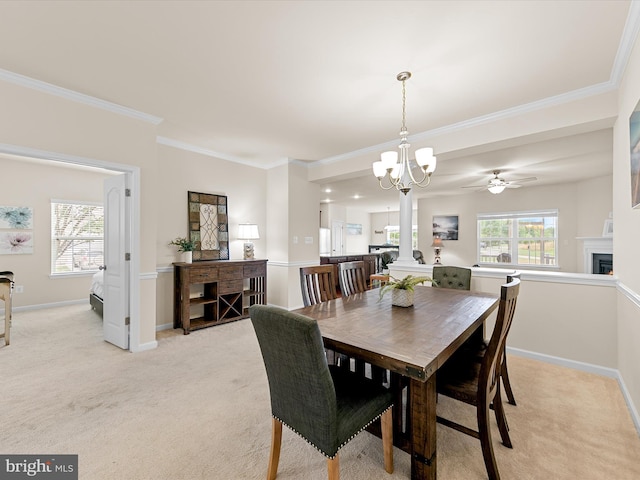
[338,261,368,296]
[479,278,520,406]
[380,251,398,270]
[496,253,511,263]
[299,265,338,307]
[507,271,521,283]
[249,305,338,453]
[432,265,471,290]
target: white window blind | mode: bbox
[51,200,104,274]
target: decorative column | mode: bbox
[394,187,418,265]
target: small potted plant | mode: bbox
[379,274,434,307]
[169,236,196,263]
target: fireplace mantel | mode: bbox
[577,237,612,274]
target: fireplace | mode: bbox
[592,253,613,275]
[578,237,613,274]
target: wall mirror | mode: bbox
[188,191,229,261]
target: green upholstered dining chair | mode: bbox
[432,265,472,290]
[435,277,520,480]
[249,305,394,480]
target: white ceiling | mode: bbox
[0,1,635,212]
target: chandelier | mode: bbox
[372,72,437,195]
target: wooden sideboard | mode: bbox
[320,254,379,289]
[173,259,267,334]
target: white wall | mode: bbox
[416,176,613,273]
[613,25,640,429]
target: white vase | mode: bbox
[392,289,414,307]
[183,251,193,264]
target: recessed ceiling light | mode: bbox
[353,194,360,199]
[324,188,332,193]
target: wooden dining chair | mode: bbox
[338,261,368,296]
[337,261,373,377]
[435,277,520,480]
[249,305,394,480]
[0,271,14,346]
[299,265,338,307]
[500,271,521,405]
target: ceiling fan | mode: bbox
[462,170,537,194]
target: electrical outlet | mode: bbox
[14,285,24,294]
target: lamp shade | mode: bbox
[431,237,444,248]
[238,224,260,240]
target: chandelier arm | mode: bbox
[378,177,403,191]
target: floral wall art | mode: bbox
[0,206,34,254]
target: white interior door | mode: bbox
[331,221,344,255]
[103,174,129,349]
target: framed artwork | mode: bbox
[433,215,459,240]
[602,219,613,237]
[0,231,33,254]
[346,223,362,235]
[630,98,640,208]
[0,206,34,255]
[0,206,33,229]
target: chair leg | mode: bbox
[493,388,513,448]
[327,455,340,480]
[381,408,394,473]
[267,418,282,480]
[477,401,501,480]
[501,350,516,405]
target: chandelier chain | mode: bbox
[401,78,407,133]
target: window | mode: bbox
[385,226,418,249]
[477,210,558,267]
[51,200,104,274]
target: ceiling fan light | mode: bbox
[488,184,506,194]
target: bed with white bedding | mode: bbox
[90,270,104,316]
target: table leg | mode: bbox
[410,375,437,480]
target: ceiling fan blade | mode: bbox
[460,185,486,189]
[513,176,537,183]
[505,183,522,188]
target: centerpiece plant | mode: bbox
[379,274,434,307]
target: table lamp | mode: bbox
[431,236,444,265]
[238,224,260,260]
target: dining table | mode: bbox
[291,284,499,480]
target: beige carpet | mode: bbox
[1,303,639,480]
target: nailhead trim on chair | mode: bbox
[272,404,393,459]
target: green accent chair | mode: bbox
[432,265,472,290]
[249,304,394,480]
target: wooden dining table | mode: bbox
[291,285,499,480]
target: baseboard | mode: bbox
[2,298,87,314]
[156,322,173,332]
[508,346,640,436]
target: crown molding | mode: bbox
[0,68,163,125]
[156,136,293,170]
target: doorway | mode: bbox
[0,144,142,351]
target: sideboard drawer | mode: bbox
[218,279,243,294]
[190,267,219,283]
[244,263,266,277]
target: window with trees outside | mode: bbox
[51,201,104,274]
[477,210,558,267]
[385,226,418,249]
